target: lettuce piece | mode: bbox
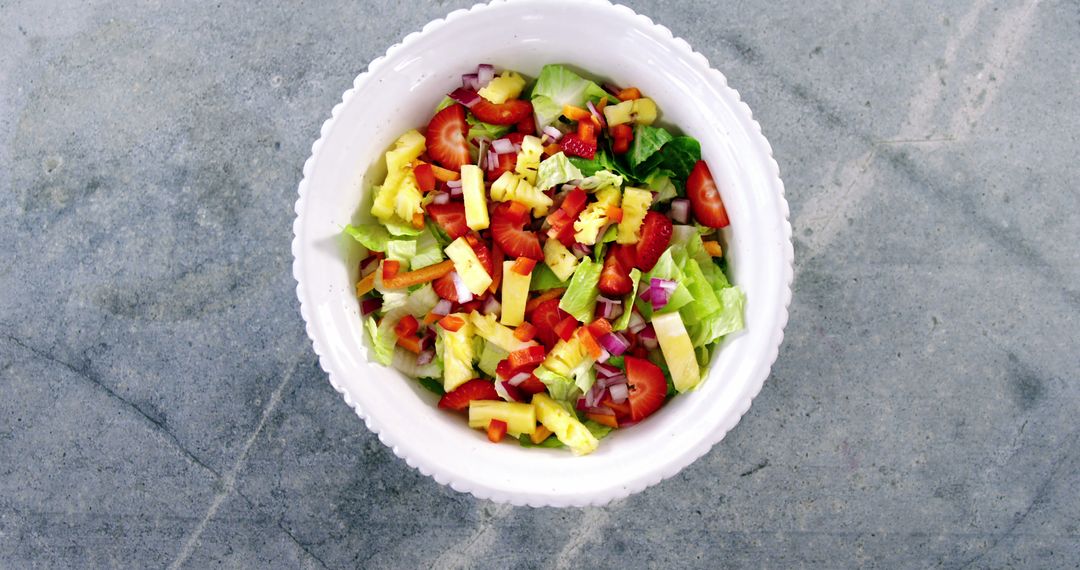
[628,124,674,171]
[434,96,455,112]
[393,346,441,379]
[477,341,508,378]
[534,366,579,402]
[418,377,445,396]
[517,433,566,448]
[578,170,623,191]
[558,258,602,322]
[635,250,693,319]
[530,263,569,291]
[656,136,701,181]
[678,259,721,326]
[645,171,678,203]
[384,218,423,236]
[385,239,417,268]
[689,286,745,347]
[530,64,616,127]
[612,268,642,331]
[592,224,618,262]
[583,419,614,440]
[468,116,512,141]
[571,361,596,395]
[411,226,444,270]
[536,152,584,191]
[365,315,397,366]
[344,224,391,252]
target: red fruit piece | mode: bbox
[516,374,547,394]
[529,299,568,349]
[516,116,535,135]
[433,273,458,302]
[438,379,499,411]
[491,202,543,260]
[560,133,597,159]
[623,356,667,421]
[487,419,508,443]
[425,104,471,170]
[486,152,517,182]
[508,345,546,370]
[546,188,588,247]
[427,202,469,239]
[470,98,534,125]
[465,233,494,275]
[635,212,673,272]
[686,160,730,228]
[598,244,634,296]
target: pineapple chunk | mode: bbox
[393,173,423,223]
[371,130,426,221]
[603,100,634,127]
[542,336,589,378]
[532,394,599,455]
[543,239,579,282]
[445,237,492,295]
[478,71,526,104]
[469,400,536,436]
[440,314,475,392]
[573,186,621,245]
[470,312,536,353]
[631,98,658,125]
[460,164,489,230]
[500,260,532,326]
[515,135,544,185]
[617,187,652,244]
[651,312,699,392]
[489,171,553,216]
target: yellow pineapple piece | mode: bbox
[469,400,536,436]
[543,239,579,282]
[533,394,598,455]
[617,187,652,244]
[478,71,526,104]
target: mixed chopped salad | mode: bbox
[346,64,744,455]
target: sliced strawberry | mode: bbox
[504,132,527,145]
[486,152,517,182]
[491,202,543,259]
[515,116,535,135]
[601,396,633,424]
[438,379,499,411]
[635,212,673,272]
[553,315,578,341]
[465,233,494,275]
[599,244,634,297]
[427,202,469,239]
[529,299,568,349]
[470,98,534,125]
[623,356,667,421]
[686,160,730,228]
[433,273,459,302]
[560,133,597,159]
[425,104,471,170]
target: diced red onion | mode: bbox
[669,199,690,224]
[432,299,453,316]
[462,73,480,91]
[599,332,631,356]
[448,87,480,108]
[417,349,435,366]
[651,291,670,311]
[571,243,591,258]
[495,380,521,402]
[477,64,495,86]
[608,383,629,404]
[481,295,501,316]
[602,82,622,96]
[586,100,607,129]
[597,296,624,320]
[508,371,531,387]
[431,191,451,205]
[627,309,646,333]
[595,362,622,378]
[543,125,563,141]
[359,255,380,277]
[596,374,626,389]
[651,278,677,292]
[638,324,658,350]
[513,143,522,154]
[596,348,610,363]
[487,151,499,171]
[584,382,606,408]
[360,298,382,316]
[450,184,463,198]
[419,328,435,349]
[491,138,515,155]
[451,271,473,303]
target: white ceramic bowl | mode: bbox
[293,0,792,507]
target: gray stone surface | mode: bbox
[1,0,1077,567]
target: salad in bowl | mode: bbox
[345,63,745,455]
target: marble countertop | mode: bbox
[2,0,1077,567]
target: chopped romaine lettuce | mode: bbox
[393,346,441,378]
[365,314,397,366]
[344,223,391,252]
[535,152,584,191]
[385,239,417,268]
[627,124,674,171]
[477,340,509,378]
[688,286,745,347]
[418,377,445,396]
[530,64,616,127]
[612,268,642,331]
[676,259,721,327]
[530,263,570,291]
[583,419,614,440]
[577,170,623,191]
[411,226,445,270]
[635,250,694,319]
[559,258,602,322]
[534,366,579,402]
[656,136,701,181]
[384,218,423,236]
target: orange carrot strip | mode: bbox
[562,105,592,121]
[530,425,554,444]
[616,87,642,101]
[585,412,618,428]
[703,241,724,257]
[381,260,455,289]
[396,335,423,354]
[356,272,376,297]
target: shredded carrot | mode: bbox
[577,327,603,359]
[411,212,425,228]
[562,105,592,121]
[381,259,455,289]
[438,314,466,332]
[577,120,597,143]
[616,87,642,101]
[488,244,505,295]
[543,143,561,157]
[530,425,554,444]
[588,318,613,338]
[356,272,376,296]
[423,161,460,182]
[703,241,724,257]
[525,288,566,314]
[596,98,609,112]
[606,205,623,222]
[585,412,618,428]
[423,311,441,325]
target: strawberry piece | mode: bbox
[425,104,471,170]
[508,345,546,370]
[529,299,568,349]
[601,396,633,424]
[465,233,494,275]
[491,202,543,260]
[635,212,673,272]
[546,188,588,246]
[504,132,527,145]
[488,243,504,295]
[413,163,436,193]
[515,116,535,135]
[486,151,517,182]
[487,419,508,442]
[553,315,578,341]
[598,244,634,297]
[560,133,597,159]
[686,160,730,228]
[427,202,469,239]
[623,356,667,421]
[438,379,499,411]
[433,273,458,302]
[470,98,533,125]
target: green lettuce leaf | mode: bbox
[530,64,615,127]
[468,116,512,141]
[536,152,584,191]
[688,286,745,347]
[656,136,701,181]
[635,250,694,319]
[612,268,642,331]
[678,259,722,326]
[365,315,397,366]
[411,226,444,270]
[344,224,391,252]
[477,341,508,378]
[384,218,423,237]
[578,170,623,191]
[628,124,674,171]
[530,263,570,291]
[385,239,417,268]
[392,346,441,378]
[645,171,678,203]
[517,433,566,448]
[534,366,579,401]
[558,257,602,322]
[583,419,614,440]
[592,224,618,262]
[418,377,446,396]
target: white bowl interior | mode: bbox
[294,0,791,506]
